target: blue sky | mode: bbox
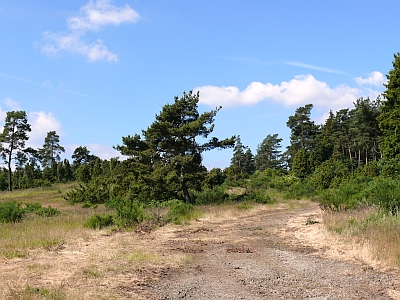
[0,0,398,169]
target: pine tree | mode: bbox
[254,134,283,171]
[0,111,31,191]
[286,104,319,168]
[378,53,400,159]
[243,148,256,175]
[39,131,65,167]
[230,136,246,174]
[116,91,234,203]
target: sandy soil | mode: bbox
[1,200,399,299]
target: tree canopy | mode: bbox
[116,91,235,203]
[254,134,283,171]
[0,111,31,191]
[39,131,65,167]
[378,53,400,158]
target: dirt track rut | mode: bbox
[144,202,399,299]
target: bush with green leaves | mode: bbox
[378,156,400,178]
[284,180,316,200]
[65,178,110,204]
[362,177,400,215]
[0,201,26,223]
[268,174,299,191]
[0,201,61,223]
[243,190,272,204]
[84,214,114,229]
[24,202,43,213]
[311,159,350,189]
[317,177,372,211]
[164,200,197,224]
[248,170,270,190]
[106,196,149,226]
[361,161,379,177]
[194,187,229,205]
[35,206,61,217]
[24,202,61,217]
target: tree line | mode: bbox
[227,53,400,181]
[0,113,109,191]
[4,53,400,217]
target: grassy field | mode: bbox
[0,183,114,259]
[1,183,400,299]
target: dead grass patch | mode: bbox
[324,207,400,268]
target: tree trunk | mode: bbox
[8,152,12,192]
[180,165,191,203]
[181,179,191,203]
[348,147,352,160]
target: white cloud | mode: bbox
[27,111,63,148]
[4,98,21,110]
[195,73,383,112]
[39,0,140,62]
[355,71,386,87]
[87,143,121,160]
[68,0,139,32]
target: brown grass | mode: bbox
[323,207,400,268]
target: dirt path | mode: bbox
[144,201,399,300]
[1,200,399,299]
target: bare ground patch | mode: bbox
[1,200,399,299]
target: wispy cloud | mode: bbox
[218,57,345,75]
[194,71,383,112]
[4,98,21,110]
[42,80,100,99]
[0,72,99,99]
[285,61,347,75]
[38,0,140,62]
[0,72,36,84]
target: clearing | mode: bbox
[1,200,399,299]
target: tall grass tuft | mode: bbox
[164,200,200,224]
[324,208,400,266]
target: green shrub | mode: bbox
[106,196,149,226]
[362,161,379,177]
[269,174,299,191]
[165,200,197,224]
[243,190,272,204]
[311,159,350,189]
[0,201,26,223]
[248,171,270,190]
[284,180,316,199]
[362,177,400,215]
[35,206,61,217]
[84,214,114,229]
[24,202,61,217]
[317,178,370,211]
[24,202,43,212]
[236,201,253,210]
[194,187,229,204]
[378,156,400,178]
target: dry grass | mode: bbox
[323,207,400,267]
[198,200,289,222]
[0,183,114,259]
